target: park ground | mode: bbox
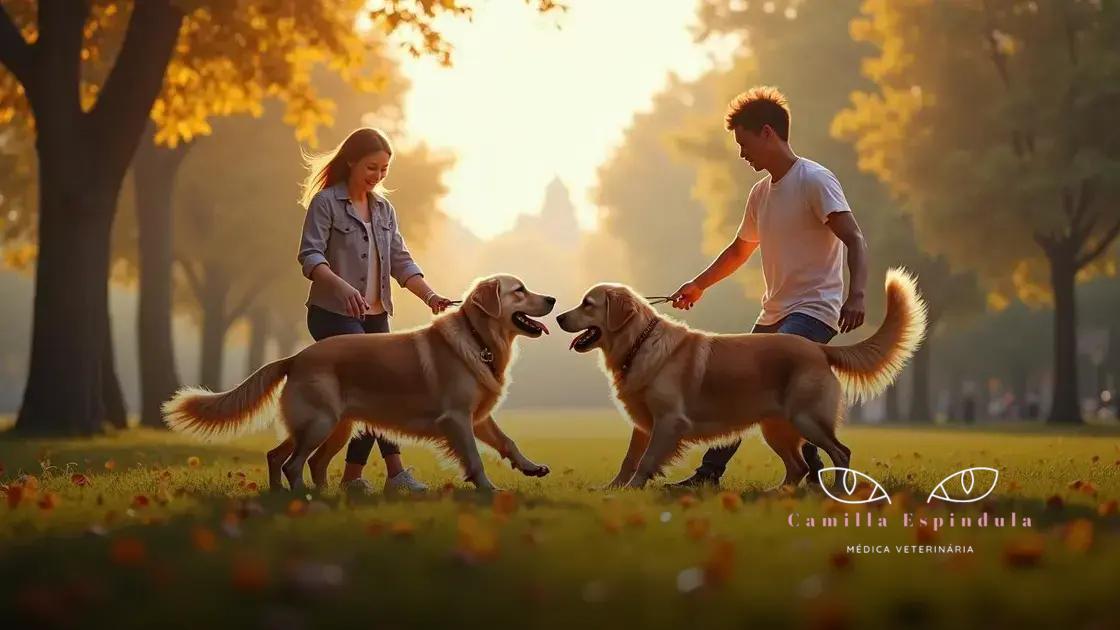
[2,409,1119,629]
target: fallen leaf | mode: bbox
[230,555,268,592]
[625,511,647,528]
[104,460,116,472]
[1064,519,1093,554]
[286,500,306,517]
[110,537,147,567]
[678,494,698,510]
[187,456,201,468]
[1002,533,1045,568]
[70,474,91,487]
[37,492,60,511]
[685,517,711,541]
[390,520,415,538]
[131,495,150,509]
[6,485,23,509]
[191,527,217,553]
[702,539,735,586]
[1098,500,1118,517]
[719,491,743,512]
[492,491,518,516]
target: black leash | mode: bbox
[459,311,497,376]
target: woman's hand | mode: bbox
[425,292,453,314]
[331,274,369,318]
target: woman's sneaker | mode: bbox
[384,468,429,494]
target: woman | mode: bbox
[297,127,453,494]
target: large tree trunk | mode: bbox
[10,1,183,436]
[885,382,901,423]
[198,273,230,390]
[1047,251,1082,423]
[17,179,116,435]
[103,312,127,429]
[908,333,933,423]
[133,130,188,427]
[247,307,270,375]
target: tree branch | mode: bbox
[0,4,32,84]
[175,258,204,303]
[1076,217,1120,270]
[87,0,184,179]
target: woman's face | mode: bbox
[348,150,390,193]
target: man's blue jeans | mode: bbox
[695,312,838,479]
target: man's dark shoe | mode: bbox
[664,469,721,489]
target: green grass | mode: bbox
[2,409,1119,629]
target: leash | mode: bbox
[644,295,675,305]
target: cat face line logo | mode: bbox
[817,467,1000,505]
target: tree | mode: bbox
[833,0,1120,423]
[0,0,561,435]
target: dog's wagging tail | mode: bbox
[823,267,928,405]
[162,356,293,440]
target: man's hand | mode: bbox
[838,292,865,333]
[670,281,704,310]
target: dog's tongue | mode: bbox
[569,335,578,351]
[538,320,549,335]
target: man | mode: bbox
[667,86,869,488]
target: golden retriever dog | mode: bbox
[163,274,554,493]
[556,268,926,490]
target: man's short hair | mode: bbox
[724,86,791,141]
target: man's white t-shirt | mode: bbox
[736,157,851,330]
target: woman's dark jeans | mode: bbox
[306,305,399,464]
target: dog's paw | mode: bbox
[519,463,550,478]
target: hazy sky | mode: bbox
[394,0,737,239]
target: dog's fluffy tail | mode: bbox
[822,268,928,405]
[162,355,294,440]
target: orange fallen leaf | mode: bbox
[719,491,743,512]
[1002,533,1045,568]
[702,539,735,586]
[390,520,416,538]
[1064,519,1093,554]
[1098,500,1118,517]
[187,456,201,468]
[366,520,386,537]
[455,513,498,562]
[685,517,711,541]
[191,526,217,553]
[110,537,147,567]
[230,555,268,592]
[829,550,852,571]
[6,485,23,509]
[37,492,60,511]
[131,495,150,509]
[601,513,622,534]
[678,494,698,510]
[492,491,518,516]
[70,473,91,487]
[104,460,116,472]
[1068,480,1083,491]
[286,500,306,517]
[625,511,647,528]
[1078,482,1098,498]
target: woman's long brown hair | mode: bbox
[300,127,393,208]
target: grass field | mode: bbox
[2,409,1119,629]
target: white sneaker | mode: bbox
[384,468,429,494]
[341,478,377,496]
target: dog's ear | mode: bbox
[471,278,502,318]
[606,289,638,332]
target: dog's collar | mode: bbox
[619,317,659,379]
[460,311,497,376]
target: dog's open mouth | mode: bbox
[513,311,549,337]
[569,326,601,352]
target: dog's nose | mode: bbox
[545,296,556,305]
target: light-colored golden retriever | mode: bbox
[163,274,554,492]
[556,268,926,489]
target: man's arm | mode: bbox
[670,237,758,310]
[826,211,868,332]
